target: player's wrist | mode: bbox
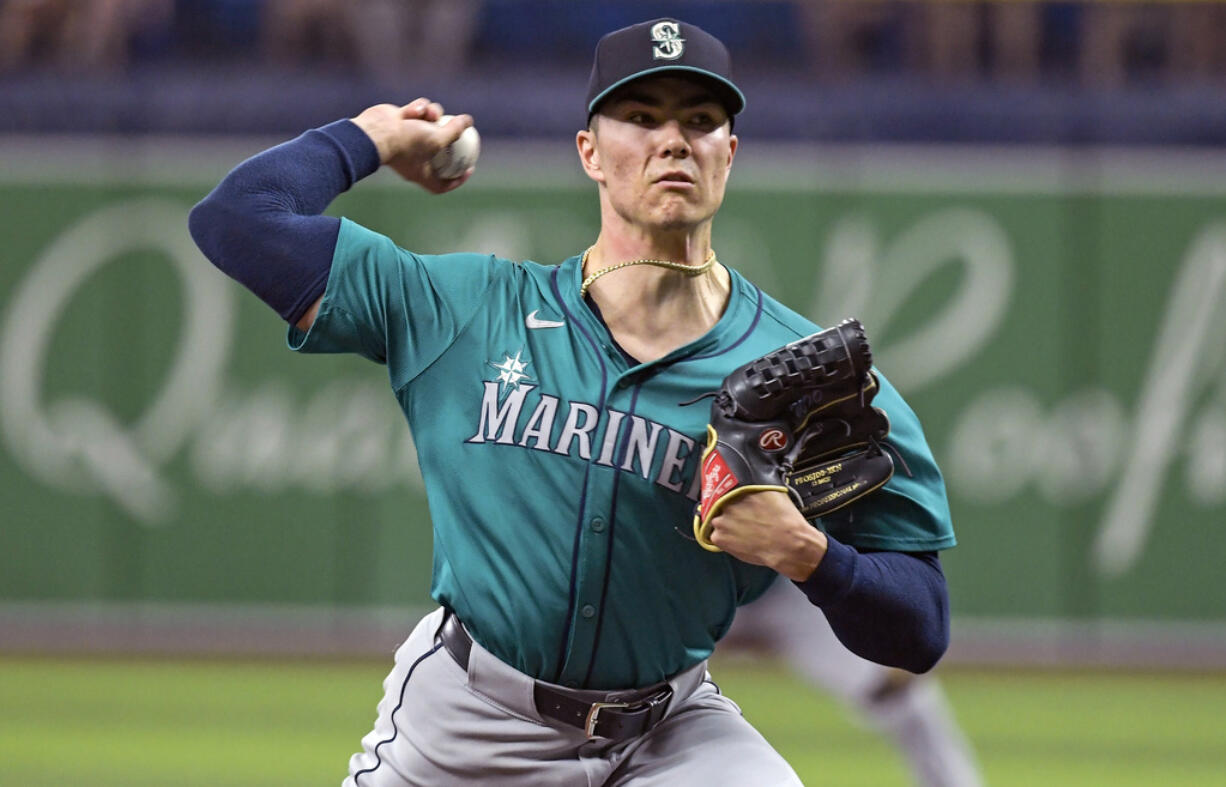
[775,523,827,582]
[318,119,383,179]
[793,534,858,603]
[349,106,403,164]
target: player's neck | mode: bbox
[583,231,731,363]
[590,225,711,269]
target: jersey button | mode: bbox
[590,517,606,533]
[581,604,596,619]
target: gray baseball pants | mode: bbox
[343,607,801,786]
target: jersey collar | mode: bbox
[553,253,759,367]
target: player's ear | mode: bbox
[576,127,605,184]
[726,133,737,173]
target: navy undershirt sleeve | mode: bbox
[188,119,381,324]
[793,538,950,673]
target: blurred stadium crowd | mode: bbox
[2,1,1225,142]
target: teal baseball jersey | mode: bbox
[290,218,956,690]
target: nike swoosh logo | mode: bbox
[526,309,566,329]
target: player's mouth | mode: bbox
[653,171,696,188]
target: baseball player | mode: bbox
[189,18,956,786]
[736,579,983,787]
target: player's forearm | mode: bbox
[794,541,950,673]
[188,119,380,323]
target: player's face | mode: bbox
[578,77,737,233]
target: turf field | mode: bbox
[2,655,1224,786]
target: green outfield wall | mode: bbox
[2,143,1224,628]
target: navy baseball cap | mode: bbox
[586,18,746,121]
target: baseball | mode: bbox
[430,115,480,180]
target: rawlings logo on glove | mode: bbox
[692,319,895,552]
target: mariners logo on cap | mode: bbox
[650,21,685,60]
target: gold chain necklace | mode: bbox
[579,247,717,297]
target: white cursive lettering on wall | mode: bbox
[0,199,424,526]
[1186,406,1226,506]
[813,208,1014,392]
[0,199,234,523]
[817,208,1226,579]
[190,379,421,495]
[940,224,1226,577]
[948,386,1128,507]
[4,197,1224,566]
[1093,224,1226,576]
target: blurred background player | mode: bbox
[733,579,983,787]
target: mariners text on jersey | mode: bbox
[466,382,703,500]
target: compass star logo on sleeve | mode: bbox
[488,350,534,398]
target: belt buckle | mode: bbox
[584,701,630,739]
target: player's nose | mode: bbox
[656,119,691,158]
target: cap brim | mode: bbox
[586,65,746,118]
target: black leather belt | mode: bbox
[439,611,673,741]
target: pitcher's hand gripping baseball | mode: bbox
[693,319,895,552]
